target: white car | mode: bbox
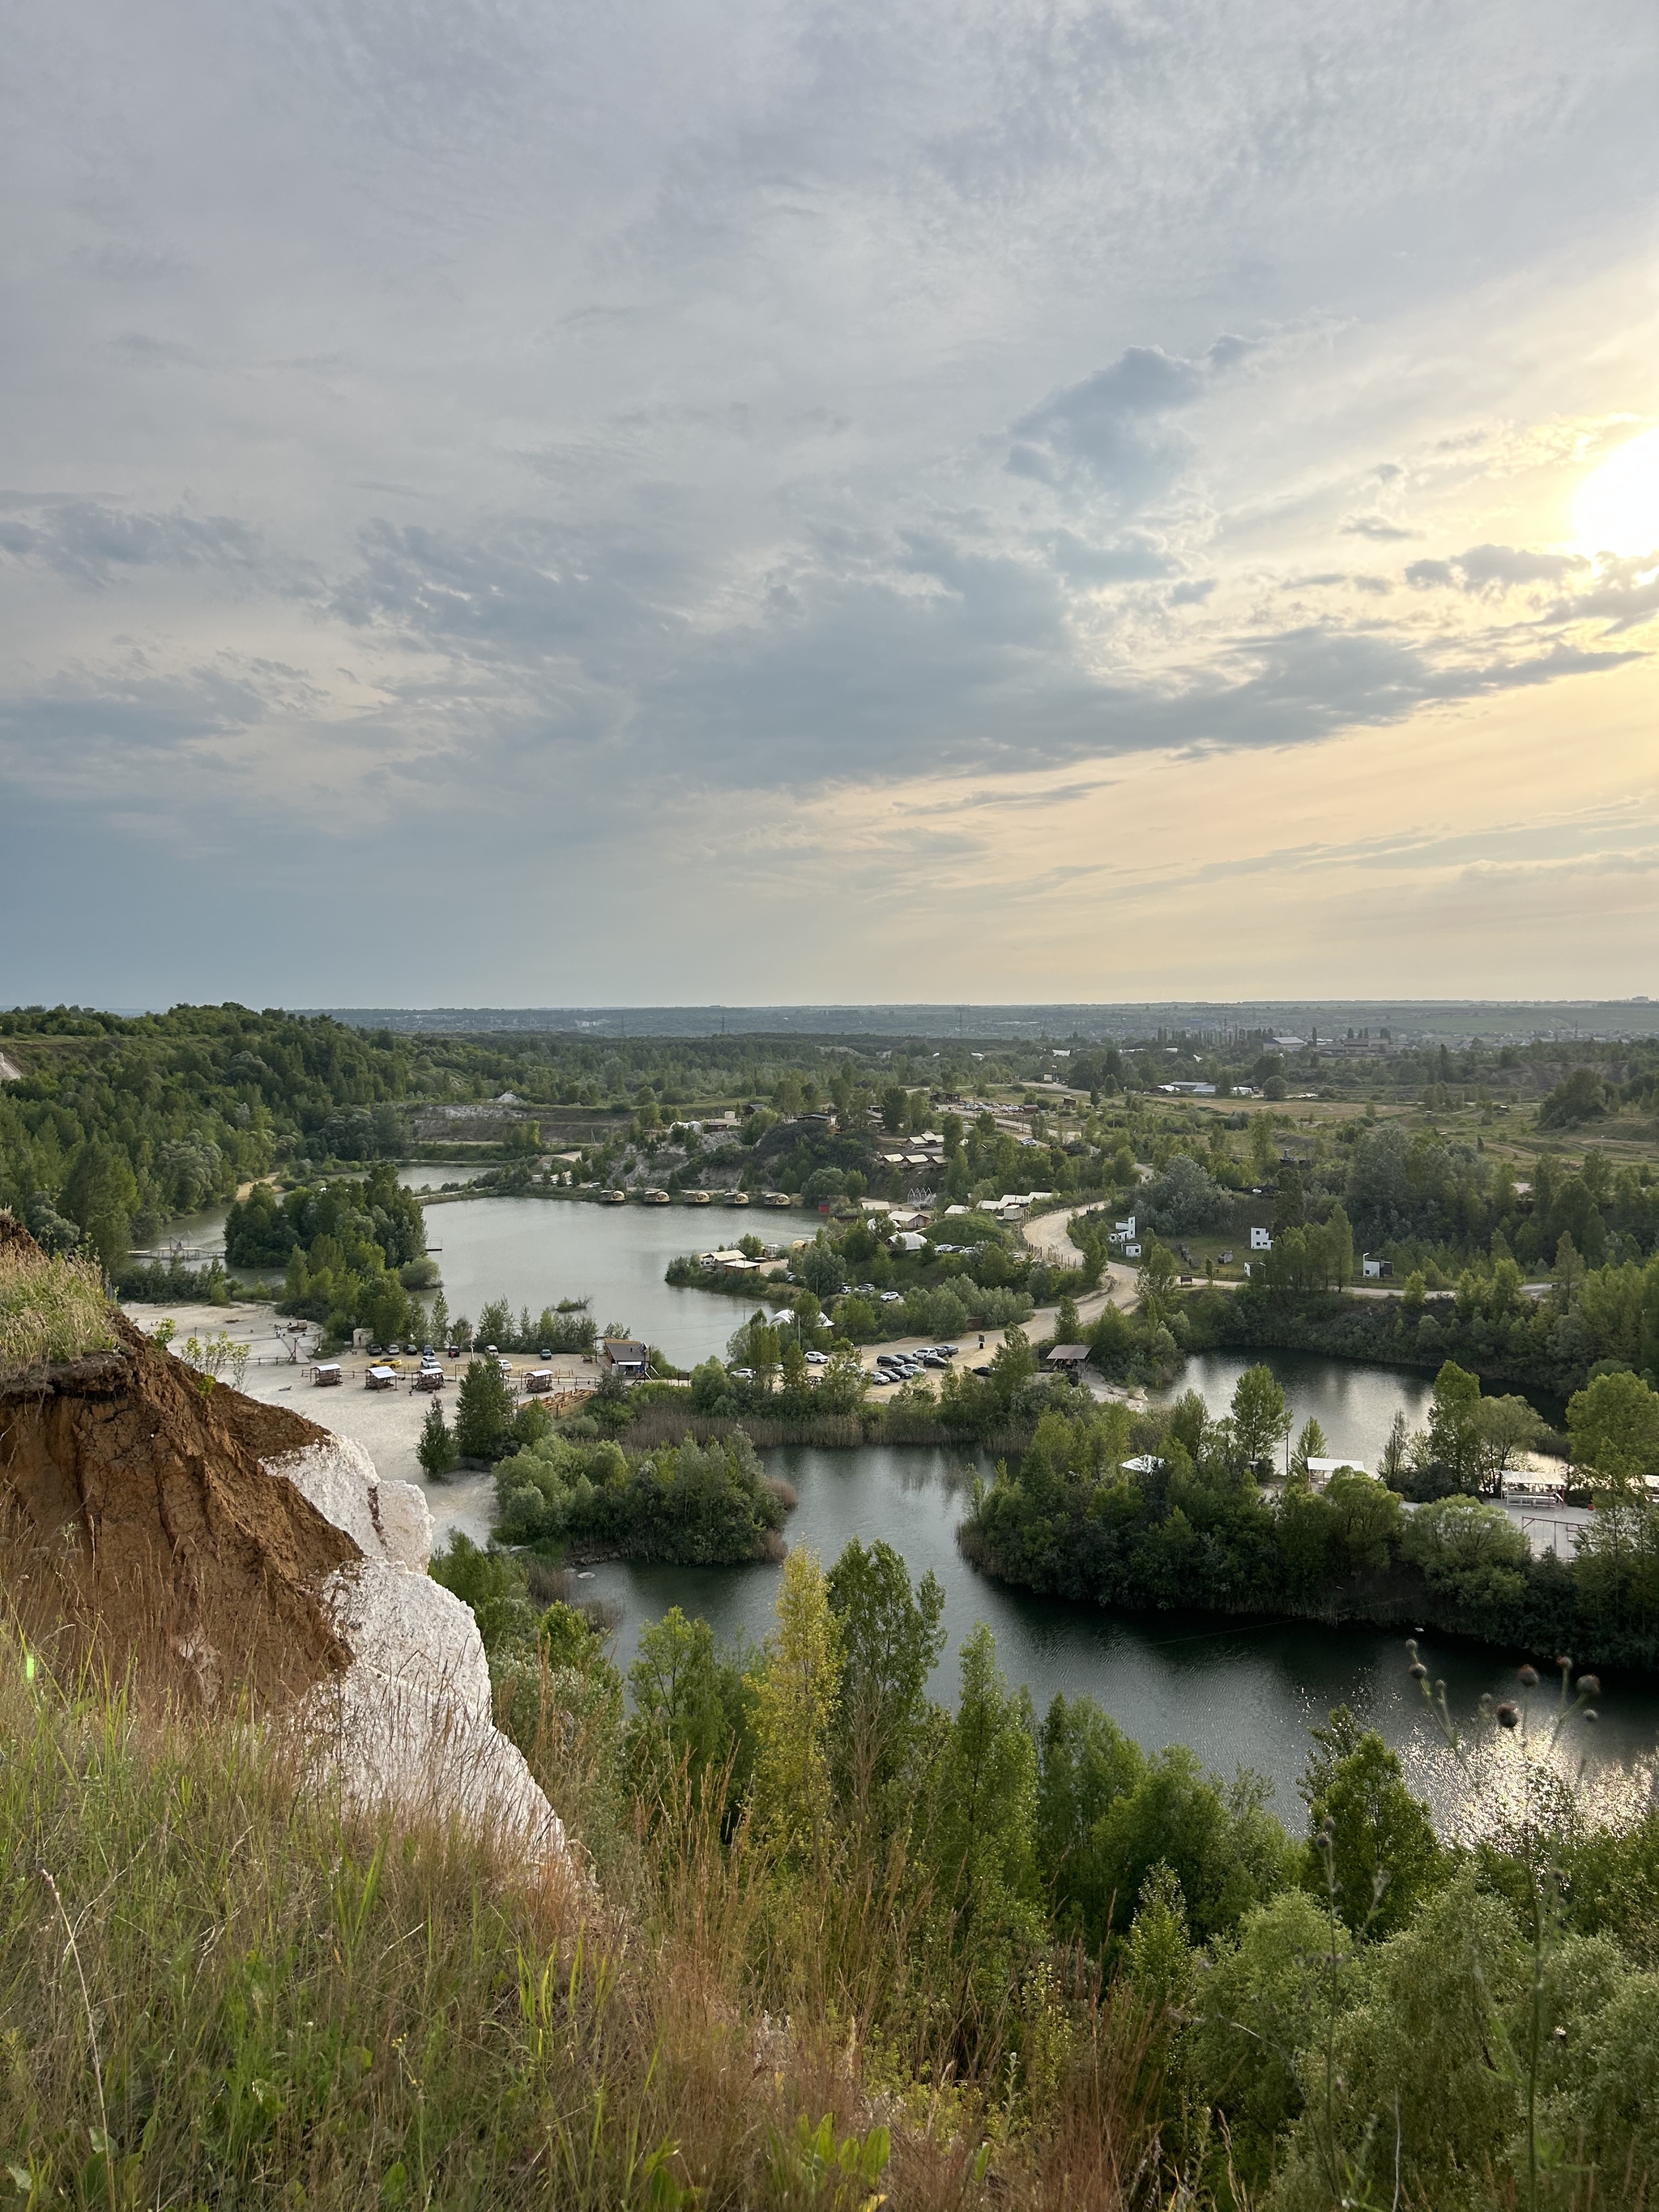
[879,1289,903,1304]
[804,1349,829,1366]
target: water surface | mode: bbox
[581,1441,1659,1826]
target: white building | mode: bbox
[1250,1226,1273,1251]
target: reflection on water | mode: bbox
[1151,1349,1437,1473]
[425,1197,825,1368]
[579,1441,1659,1827]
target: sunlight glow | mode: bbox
[1573,425,1659,558]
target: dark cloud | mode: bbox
[0,499,261,587]
[1340,515,1417,542]
[1006,343,1227,497]
[1407,543,1591,594]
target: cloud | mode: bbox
[0,498,261,587]
[2,0,1658,998]
[1041,530,1172,586]
[1006,343,1218,497]
[1406,542,1589,592]
[1340,515,1418,542]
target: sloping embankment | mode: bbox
[0,1213,563,1856]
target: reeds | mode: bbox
[0,1243,114,1376]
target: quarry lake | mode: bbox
[180,1185,1659,1818]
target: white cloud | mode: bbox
[1,0,1657,998]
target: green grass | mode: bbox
[0,1636,1154,2211]
[0,1247,113,1376]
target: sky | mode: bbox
[2,0,1657,1010]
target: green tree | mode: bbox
[1471,1393,1546,1495]
[1401,1493,1529,1609]
[1036,1694,1145,1950]
[1322,1472,1404,1574]
[1289,1417,1328,1485]
[750,1549,843,1866]
[1120,1861,1196,2022]
[815,1340,869,1413]
[1139,1239,1178,1305]
[476,1297,514,1349]
[1427,1359,1484,1490]
[59,1140,139,1272]
[1568,1369,1659,1490]
[1273,1165,1306,1234]
[417,1396,458,1477]
[1299,1706,1439,1938]
[1323,1200,1355,1287]
[926,1626,1043,2019]
[454,1355,515,1463]
[625,1606,738,1809]
[825,1539,945,1834]
[1231,1362,1291,1474]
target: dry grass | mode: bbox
[0,1243,113,1376]
[0,1617,1168,2210]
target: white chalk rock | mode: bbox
[267,1437,433,1571]
[268,1438,565,1862]
[305,1561,565,1860]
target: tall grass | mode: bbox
[0,1247,113,1376]
[0,1634,1162,2210]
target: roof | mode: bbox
[603,1338,648,1360]
[1307,1456,1369,1476]
[1046,1344,1091,1363]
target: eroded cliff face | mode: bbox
[0,1215,565,1859]
[0,1218,356,1697]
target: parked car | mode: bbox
[879,1290,903,1304]
[804,1349,829,1366]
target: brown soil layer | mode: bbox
[0,1217,360,1699]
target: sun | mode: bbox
[1573,425,1659,559]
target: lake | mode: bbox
[421,1194,825,1366]
[153,1185,1659,1822]
[582,1438,1659,1829]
